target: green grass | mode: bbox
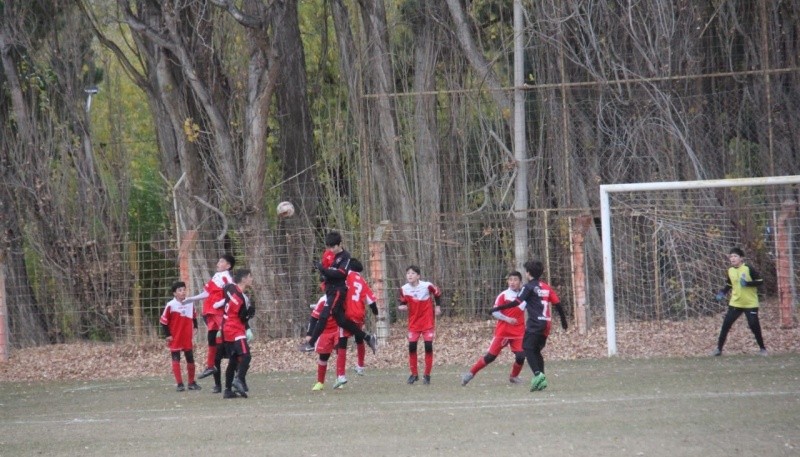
[1,354,799,456]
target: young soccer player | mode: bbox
[220,268,255,399]
[334,258,379,386]
[302,231,377,354]
[160,281,201,392]
[491,260,567,392]
[184,254,235,381]
[461,271,525,386]
[711,247,767,356]
[304,295,341,391]
[397,265,442,385]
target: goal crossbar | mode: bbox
[600,175,800,356]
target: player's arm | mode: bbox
[490,286,532,313]
[553,302,568,330]
[184,290,208,303]
[491,311,516,323]
[742,265,764,287]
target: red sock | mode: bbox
[206,345,217,369]
[424,351,433,376]
[470,357,487,375]
[317,359,328,383]
[356,342,365,367]
[336,348,347,377]
[171,361,183,384]
[409,352,418,376]
[187,362,195,383]
[510,362,524,378]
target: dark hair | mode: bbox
[170,281,186,294]
[729,247,745,257]
[221,254,236,270]
[406,265,421,275]
[524,260,544,279]
[507,271,522,280]
[349,258,364,273]
[233,268,252,283]
[325,231,342,248]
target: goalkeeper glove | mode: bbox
[246,328,254,342]
[715,291,725,302]
[739,274,748,287]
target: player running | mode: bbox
[461,271,525,386]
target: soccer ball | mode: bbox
[277,201,295,218]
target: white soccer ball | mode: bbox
[277,201,295,218]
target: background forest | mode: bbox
[2,0,800,349]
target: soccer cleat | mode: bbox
[240,379,249,392]
[198,367,216,379]
[423,375,431,385]
[354,366,365,376]
[530,373,548,392]
[187,382,201,391]
[710,348,722,356]
[366,334,378,354]
[312,382,324,391]
[176,383,186,392]
[232,377,248,398]
[407,375,419,385]
[759,348,769,356]
[223,389,237,399]
[509,377,523,384]
[461,372,474,386]
[334,376,348,389]
[299,343,315,353]
[211,384,222,394]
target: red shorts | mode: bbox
[486,336,523,355]
[407,328,435,342]
[315,330,339,355]
[203,314,223,332]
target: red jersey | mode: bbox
[344,271,377,324]
[160,298,196,351]
[399,280,441,332]
[537,281,560,337]
[222,284,248,342]
[311,296,339,334]
[493,288,524,339]
[202,270,232,317]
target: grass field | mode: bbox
[1,354,799,457]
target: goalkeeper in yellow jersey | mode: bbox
[711,247,767,356]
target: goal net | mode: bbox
[600,176,800,355]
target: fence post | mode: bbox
[0,249,7,362]
[179,230,198,285]
[570,215,593,335]
[776,200,796,328]
[369,221,391,346]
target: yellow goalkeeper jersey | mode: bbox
[727,264,761,309]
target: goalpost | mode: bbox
[600,176,800,356]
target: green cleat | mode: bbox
[312,382,324,391]
[530,373,548,392]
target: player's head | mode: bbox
[349,258,364,272]
[170,281,186,294]
[524,260,544,280]
[406,265,421,284]
[324,231,342,248]
[507,271,522,290]
[233,268,252,285]
[218,254,236,271]
[729,247,745,267]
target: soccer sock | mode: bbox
[206,345,217,369]
[510,361,523,378]
[336,347,347,377]
[317,359,328,383]
[471,358,487,375]
[424,351,433,376]
[357,342,365,367]
[409,352,418,376]
[171,361,183,384]
[187,362,196,383]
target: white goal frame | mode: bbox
[600,175,800,356]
